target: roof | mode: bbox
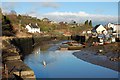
[94,24,101,30]
[29,23,39,28]
[113,24,120,25]
[91,24,101,32]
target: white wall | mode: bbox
[96,25,107,34]
[108,23,120,32]
[25,25,40,33]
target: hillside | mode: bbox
[1,9,92,37]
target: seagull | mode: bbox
[42,60,46,66]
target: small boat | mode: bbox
[68,45,83,50]
[59,44,69,50]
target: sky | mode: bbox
[1,2,119,25]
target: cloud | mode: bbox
[1,2,118,26]
[41,2,60,9]
[42,11,118,25]
[26,11,41,18]
[1,2,60,15]
[1,2,18,13]
[45,11,89,16]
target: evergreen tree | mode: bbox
[89,20,92,27]
[84,20,89,26]
[10,10,17,15]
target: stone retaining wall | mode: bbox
[2,38,36,80]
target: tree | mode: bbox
[0,8,1,13]
[70,20,76,25]
[2,15,15,36]
[89,20,92,27]
[18,14,22,19]
[10,10,17,15]
[84,20,89,26]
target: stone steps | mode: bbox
[5,60,35,79]
[2,38,36,80]
[4,56,21,61]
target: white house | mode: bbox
[92,24,107,34]
[82,31,86,34]
[25,23,40,33]
[107,23,120,32]
[107,23,120,38]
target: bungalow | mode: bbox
[25,23,40,33]
[92,24,107,34]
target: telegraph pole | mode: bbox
[116,24,119,38]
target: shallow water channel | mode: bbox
[24,41,119,78]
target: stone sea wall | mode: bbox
[2,38,35,79]
[2,36,69,79]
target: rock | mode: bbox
[4,56,21,61]
[5,60,35,79]
[13,70,35,77]
[2,38,36,79]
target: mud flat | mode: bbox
[73,42,120,72]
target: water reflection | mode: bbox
[33,46,40,54]
[24,42,119,78]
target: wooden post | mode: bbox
[4,64,8,79]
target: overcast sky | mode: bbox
[1,2,118,26]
